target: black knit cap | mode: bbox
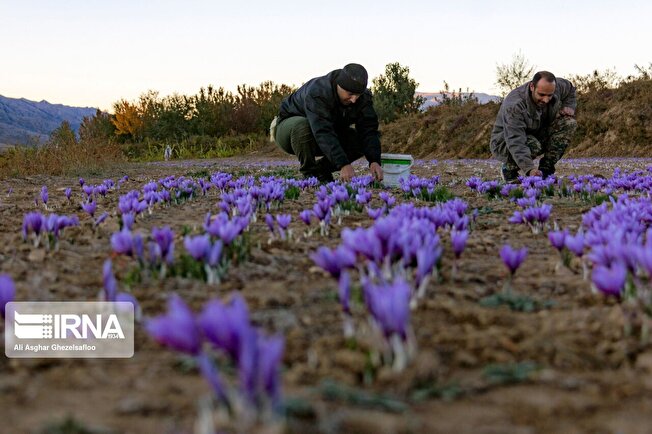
[336,63,368,94]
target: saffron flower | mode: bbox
[81,200,97,217]
[94,212,109,227]
[310,245,356,279]
[264,213,275,234]
[122,213,135,230]
[146,295,201,355]
[198,294,251,360]
[152,226,175,265]
[276,214,291,240]
[299,210,312,225]
[500,244,527,293]
[0,274,16,318]
[184,234,211,261]
[565,232,585,257]
[451,230,469,259]
[111,229,135,256]
[40,186,48,207]
[500,244,528,275]
[592,262,627,297]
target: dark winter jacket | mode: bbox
[490,77,576,173]
[278,69,381,169]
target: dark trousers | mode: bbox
[274,116,364,178]
[505,116,577,174]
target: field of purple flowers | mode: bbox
[2,157,652,434]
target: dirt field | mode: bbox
[2,157,652,434]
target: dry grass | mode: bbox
[0,139,124,178]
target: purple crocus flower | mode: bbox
[264,214,275,233]
[115,292,140,314]
[415,243,442,285]
[82,185,94,199]
[548,229,568,251]
[310,245,356,278]
[64,188,72,201]
[508,210,524,224]
[338,271,351,314]
[451,230,469,259]
[592,262,627,297]
[122,213,135,231]
[312,199,332,222]
[102,260,118,302]
[94,212,109,226]
[132,233,144,262]
[82,200,97,217]
[355,189,372,205]
[195,352,228,403]
[367,206,385,220]
[0,274,16,318]
[299,209,312,225]
[40,186,48,205]
[366,277,411,339]
[146,295,201,355]
[207,241,223,267]
[198,294,251,360]
[152,226,175,264]
[22,212,45,240]
[379,192,396,208]
[500,244,528,275]
[215,221,241,245]
[111,230,134,256]
[256,334,285,406]
[184,234,211,261]
[79,177,85,187]
[565,232,585,257]
[276,214,291,230]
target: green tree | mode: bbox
[495,51,535,97]
[48,121,77,148]
[371,62,425,123]
[78,109,115,144]
[189,85,235,137]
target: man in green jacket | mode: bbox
[490,71,577,181]
[272,63,383,183]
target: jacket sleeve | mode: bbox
[559,78,577,110]
[502,104,535,174]
[355,95,381,165]
[304,93,350,169]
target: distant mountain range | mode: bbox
[417,92,500,110]
[0,95,98,147]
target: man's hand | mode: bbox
[369,162,383,181]
[559,107,575,117]
[340,164,355,182]
[527,169,543,177]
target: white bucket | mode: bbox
[381,153,414,187]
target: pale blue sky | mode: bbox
[1,0,650,111]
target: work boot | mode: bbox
[315,157,336,183]
[500,164,519,183]
[302,168,334,184]
[539,166,555,180]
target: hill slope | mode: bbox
[0,95,98,146]
[381,79,652,159]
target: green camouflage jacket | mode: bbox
[490,78,576,173]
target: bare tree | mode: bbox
[495,51,535,97]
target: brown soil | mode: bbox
[1,157,652,434]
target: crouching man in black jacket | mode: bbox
[272,63,383,183]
